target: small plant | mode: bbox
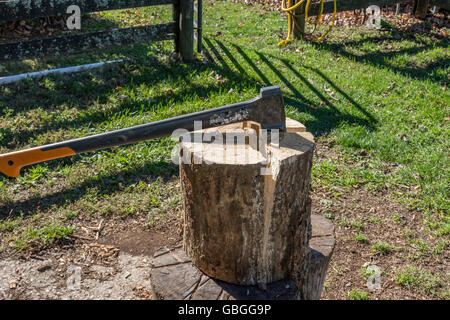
[351,220,364,231]
[324,213,335,220]
[409,238,429,254]
[395,266,443,297]
[402,230,417,239]
[355,232,368,243]
[372,241,390,255]
[392,213,402,224]
[368,217,381,224]
[339,217,350,228]
[347,288,370,300]
[15,224,75,252]
[360,266,381,280]
[431,240,447,255]
[332,264,343,275]
[60,209,79,220]
[319,199,333,207]
[0,219,19,232]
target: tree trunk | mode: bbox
[293,0,306,40]
[414,0,429,18]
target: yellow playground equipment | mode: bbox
[279,0,337,46]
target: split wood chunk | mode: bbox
[285,117,306,133]
[150,215,335,300]
[179,118,315,285]
[300,214,335,300]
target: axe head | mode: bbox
[248,86,286,132]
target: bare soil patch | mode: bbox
[312,143,449,300]
[0,211,182,300]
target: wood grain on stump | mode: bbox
[150,214,335,300]
[178,118,315,285]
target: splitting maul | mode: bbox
[0,86,286,178]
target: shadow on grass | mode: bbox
[4,24,441,147]
[311,25,449,84]
[0,47,262,148]
[0,158,177,219]
[0,36,383,216]
[216,39,376,135]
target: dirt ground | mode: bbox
[0,142,447,300]
[313,143,449,300]
[0,213,182,300]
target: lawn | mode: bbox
[0,0,448,299]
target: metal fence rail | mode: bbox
[0,0,200,62]
[291,0,448,38]
[0,0,174,22]
[308,0,449,16]
[194,0,203,53]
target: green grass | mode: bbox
[0,1,448,256]
[360,266,382,280]
[14,224,75,252]
[355,232,369,243]
[395,266,448,299]
[347,288,370,300]
[372,241,391,255]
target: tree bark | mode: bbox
[414,0,430,19]
[293,0,306,40]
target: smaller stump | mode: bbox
[150,214,335,300]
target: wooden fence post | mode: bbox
[179,0,195,62]
[414,0,429,18]
[293,0,306,40]
[173,0,181,54]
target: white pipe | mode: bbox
[0,59,123,85]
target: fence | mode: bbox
[292,0,449,37]
[0,0,202,63]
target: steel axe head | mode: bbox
[248,86,286,131]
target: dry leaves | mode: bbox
[231,1,448,35]
[79,243,120,265]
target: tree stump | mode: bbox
[179,118,315,286]
[149,118,335,299]
[150,214,335,300]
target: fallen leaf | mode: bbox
[9,280,17,289]
[397,133,408,142]
[37,265,51,272]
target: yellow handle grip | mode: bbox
[0,147,76,178]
